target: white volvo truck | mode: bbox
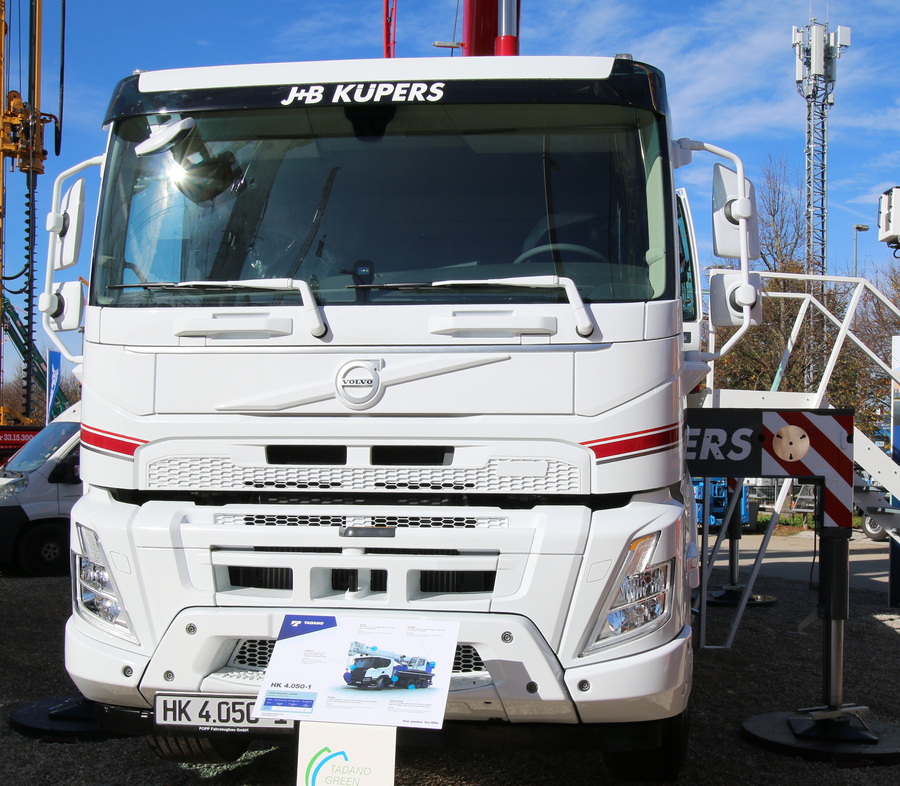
[40,52,758,778]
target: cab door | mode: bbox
[53,442,83,515]
[676,188,703,353]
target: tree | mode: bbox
[756,155,805,275]
[60,372,82,408]
[1,364,35,424]
[0,363,80,426]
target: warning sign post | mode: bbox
[687,408,900,762]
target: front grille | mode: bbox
[214,513,508,529]
[229,639,485,674]
[147,457,580,494]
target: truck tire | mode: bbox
[17,522,69,576]
[863,516,890,542]
[375,676,390,690]
[603,707,689,782]
[148,733,250,764]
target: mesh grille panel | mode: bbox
[229,639,484,674]
[453,644,487,673]
[147,457,580,493]
[228,639,275,671]
[214,513,508,528]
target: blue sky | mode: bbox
[3,0,899,362]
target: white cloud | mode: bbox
[846,183,896,206]
[269,2,384,61]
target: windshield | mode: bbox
[354,657,391,669]
[4,421,79,475]
[93,103,672,307]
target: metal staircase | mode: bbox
[852,427,900,541]
[695,271,900,647]
[706,269,900,547]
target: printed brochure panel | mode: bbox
[253,615,459,729]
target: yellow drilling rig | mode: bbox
[0,0,64,439]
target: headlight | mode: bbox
[581,533,672,655]
[0,475,28,501]
[75,525,138,643]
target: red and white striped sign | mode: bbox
[760,410,854,528]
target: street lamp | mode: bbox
[853,224,869,277]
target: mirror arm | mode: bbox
[43,156,103,364]
[677,138,756,359]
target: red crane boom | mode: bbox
[384,0,520,58]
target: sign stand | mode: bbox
[689,408,900,761]
[705,477,776,609]
[892,535,900,609]
[297,721,396,786]
[742,522,900,762]
[684,409,900,763]
[253,614,459,785]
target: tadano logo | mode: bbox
[304,746,373,786]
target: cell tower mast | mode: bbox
[792,20,850,276]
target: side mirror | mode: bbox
[709,271,763,327]
[135,117,196,157]
[46,178,86,271]
[38,279,85,332]
[712,163,760,260]
[43,155,102,366]
[49,449,80,485]
[878,187,900,245]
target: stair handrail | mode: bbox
[707,271,900,407]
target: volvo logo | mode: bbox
[335,360,384,410]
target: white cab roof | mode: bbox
[138,56,617,93]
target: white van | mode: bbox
[0,403,81,574]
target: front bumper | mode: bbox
[68,606,691,735]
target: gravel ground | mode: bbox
[2,537,899,785]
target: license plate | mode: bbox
[155,693,292,731]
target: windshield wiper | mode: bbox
[109,278,326,337]
[350,275,594,337]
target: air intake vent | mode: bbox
[228,639,276,671]
[228,566,293,590]
[420,571,495,593]
[267,446,347,465]
[453,644,486,673]
[371,446,453,465]
[223,564,494,595]
[331,568,388,593]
